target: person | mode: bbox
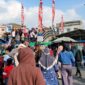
[22,40,29,47]
[4,46,12,66]
[23,26,28,39]
[30,29,37,42]
[11,29,16,40]
[75,49,82,78]
[49,48,54,56]
[35,45,42,66]
[3,58,14,85]
[8,40,29,67]
[82,46,85,66]
[21,33,25,42]
[8,47,45,85]
[58,44,75,85]
[19,29,23,42]
[15,33,20,44]
[38,47,59,85]
[56,45,64,79]
[0,55,4,85]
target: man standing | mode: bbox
[75,49,82,78]
[58,44,75,85]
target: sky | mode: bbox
[0,0,85,28]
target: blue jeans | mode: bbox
[4,78,8,85]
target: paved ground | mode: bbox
[58,67,85,85]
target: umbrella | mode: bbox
[53,37,76,43]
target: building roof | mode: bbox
[56,29,85,41]
[56,20,82,27]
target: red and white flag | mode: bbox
[52,0,55,25]
[38,0,43,32]
[60,15,64,32]
[21,2,24,26]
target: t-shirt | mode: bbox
[12,31,15,37]
[3,65,14,79]
[4,55,11,62]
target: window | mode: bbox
[67,28,70,32]
[74,28,78,30]
[2,29,4,31]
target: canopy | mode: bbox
[53,37,77,43]
[56,29,85,41]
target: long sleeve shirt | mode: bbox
[59,51,75,65]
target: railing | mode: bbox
[43,29,54,41]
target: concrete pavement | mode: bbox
[58,67,85,85]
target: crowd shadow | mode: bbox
[73,82,84,85]
[81,67,85,71]
[73,76,85,85]
[58,76,85,85]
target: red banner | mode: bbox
[52,0,55,25]
[38,0,43,32]
[21,3,24,26]
[60,15,64,32]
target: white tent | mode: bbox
[53,37,77,42]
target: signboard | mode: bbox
[37,32,43,42]
[6,25,12,33]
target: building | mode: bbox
[8,23,22,30]
[0,24,6,38]
[56,20,83,34]
[56,29,85,41]
[43,20,84,41]
[0,23,22,38]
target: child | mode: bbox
[0,55,4,85]
[3,58,14,85]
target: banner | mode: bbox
[52,0,55,25]
[60,15,64,32]
[6,25,12,33]
[37,32,43,42]
[38,0,43,32]
[21,2,24,26]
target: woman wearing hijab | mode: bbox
[39,47,59,85]
[8,47,45,85]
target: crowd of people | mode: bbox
[0,37,85,85]
[0,28,85,85]
[4,27,38,43]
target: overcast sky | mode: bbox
[0,0,85,29]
